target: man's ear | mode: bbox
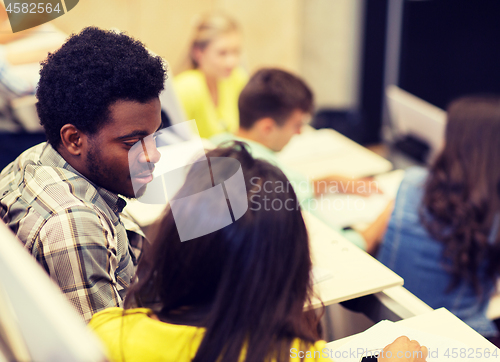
[60,124,86,156]
[254,117,278,135]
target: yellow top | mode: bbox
[89,307,332,362]
[173,67,248,139]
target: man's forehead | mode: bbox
[103,99,162,136]
[108,99,160,118]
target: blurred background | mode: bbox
[50,0,363,111]
[2,0,500,162]
[50,0,500,145]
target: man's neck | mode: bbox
[56,145,89,180]
[236,128,263,145]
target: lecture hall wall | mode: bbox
[52,0,363,109]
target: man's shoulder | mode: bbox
[1,143,103,220]
[0,142,47,174]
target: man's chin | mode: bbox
[134,185,148,198]
[127,177,168,204]
[122,184,148,199]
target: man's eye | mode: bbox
[124,140,139,147]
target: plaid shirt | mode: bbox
[0,142,145,322]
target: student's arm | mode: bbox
[313,175,383,197]
[359,201,395,254]
[36,206,130,323]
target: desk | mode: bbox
[303,211,403,308]
[278,127,393,179]
[326,308,498,351]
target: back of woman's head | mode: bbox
[423,95,500,290]
[125,142,319,362]
[189,12,240,68]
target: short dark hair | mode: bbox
[238,68,313,129]
[36,26,166,147]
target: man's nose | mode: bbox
[139,137,161,164]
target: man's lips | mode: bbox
[132,169,155,184]
[133,164,155,177]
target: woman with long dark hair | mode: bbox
[378,96,500,337]
[90,143,427,361]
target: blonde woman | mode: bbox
[174,12,248,139]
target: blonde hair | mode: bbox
[179,12,240,71]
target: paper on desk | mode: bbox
[311,266,334,285]
[278,129,347,162]
[312,170,405,228]
[277,128,393,179]
[333,320,477,362]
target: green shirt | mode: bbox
[211,134,366,249]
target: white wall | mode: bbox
[300,0,364,109]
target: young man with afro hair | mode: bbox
[0,27,166,322]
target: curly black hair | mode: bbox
[36,26,166,147]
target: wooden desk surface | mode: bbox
[304,211,403,308]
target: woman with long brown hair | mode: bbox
[90,143,427,361]
[378,96,500,337]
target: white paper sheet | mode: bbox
[312,170,405,228]
[311,266,334,285]
[330,320,491,362]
